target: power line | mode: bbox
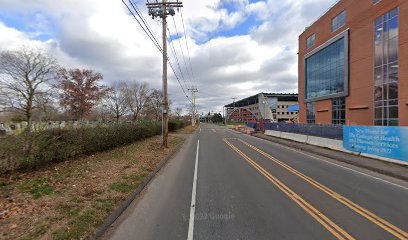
[171,16,193,87]
[167,25,189,90]
[168,60,192,104]
[129,0,161,49]
[120,0,191,104]
[180,10,196,87]
[121,0,162,53]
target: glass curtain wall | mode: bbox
[332,97,346,125]
[306,102,315,124]
[305,37,345,99]
[374,8,399,126]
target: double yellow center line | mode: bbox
[223,138,354,240]
[224,138,408,240]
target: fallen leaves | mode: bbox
[0,135,184,239]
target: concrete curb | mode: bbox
[264,130,408,166]
[92,135,189,240]
[253,133,408,182]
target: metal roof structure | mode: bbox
[224,93,298,108]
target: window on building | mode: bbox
[332,11,346,32]
[307,34,316,49]
[305,35,347,100]
[306,102,315,124]
[374,7,399,126]
[332,97,346,125]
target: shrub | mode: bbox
[0,122,161,172]
[168,120,187,132]
[0,136,25,172]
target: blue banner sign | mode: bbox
[343,126,408,162]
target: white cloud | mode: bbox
[0,0,338,113]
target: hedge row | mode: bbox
[168,120,188,132]
[0,121,187,173]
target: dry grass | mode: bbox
[176,124,199,134]
[0,134,185,240]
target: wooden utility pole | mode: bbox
[162,1,168,148]
[188,87,198,126]
[147,0,183,147]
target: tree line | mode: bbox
[0,47,179,131]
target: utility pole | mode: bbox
[188,87,198,126]
[231,97,237,123]
[147,0,183,147]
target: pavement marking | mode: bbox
[243,132,408,191]
[238,139,408,240]
[187,140,199,240]
[223,138,355,240]
[298,152,408,191]
[212,129,217,133]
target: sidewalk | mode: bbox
[252,132,408,181]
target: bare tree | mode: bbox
[175,107,182,120]
[104,82,128,123]
[33,93,58,122]
[123,81,150,121]
[0,47,58,132]
[147,89,163,122]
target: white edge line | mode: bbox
[187,140,199,240]
[296,150,408,191]
[231,130,408,191]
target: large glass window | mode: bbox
[374,7,398,126]
[332,97,346,125]
[307,34,316,49]
[306,102,315,124]
[332,11,346,32]
[305,37,346,100]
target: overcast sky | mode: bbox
[0,0,338,115]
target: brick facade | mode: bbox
[298,0,407,126]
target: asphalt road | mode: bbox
[103,123,408,240]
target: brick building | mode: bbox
[298,0,407,126]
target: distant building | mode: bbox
[298,0,407,126]
[224,93,299,123]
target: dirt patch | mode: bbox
[0,135,184,240]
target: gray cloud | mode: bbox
[0,0,338,114]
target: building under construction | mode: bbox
[224,93,299,123]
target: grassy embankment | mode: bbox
[0,124,197,240]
